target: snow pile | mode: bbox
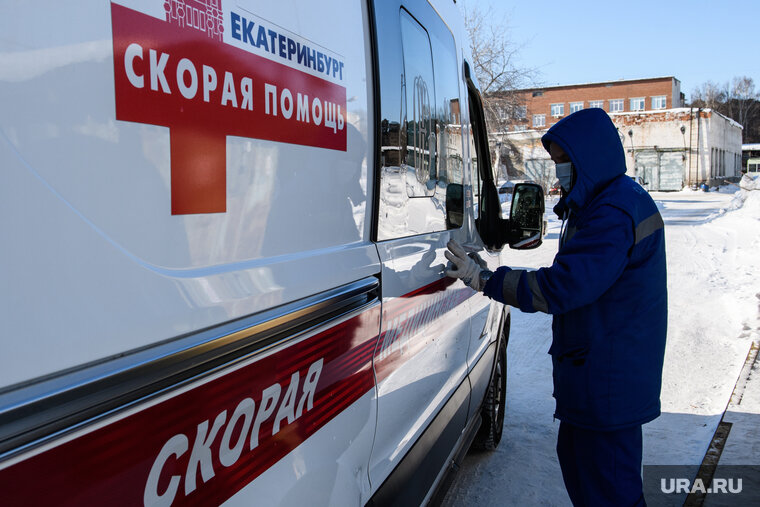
[717,182,740,194]
[739,189,760,216]
[727,174,760,216]
[739,173,760,191]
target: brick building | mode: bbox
[493,76,684,131]
[487,77,743,191]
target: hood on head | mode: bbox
[541,108,627,210]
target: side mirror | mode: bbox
[445,183,463,229]
[507,183,544,249]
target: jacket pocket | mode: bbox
[549,328,591,362]
[552,354,591,419]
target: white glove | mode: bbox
[444,240,490,291]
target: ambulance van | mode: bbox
[0,1,544,505]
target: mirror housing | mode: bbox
[507,183,545,249]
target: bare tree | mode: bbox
[728,77,758,138]
[691,76,760,143]
[462,4,533,94]
[461,1,540,182]
[690,80,727,110]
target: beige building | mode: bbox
[490,78,743,190]
[615,108,742,189]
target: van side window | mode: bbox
[429,20,464,193]
[375,4,464,241]
[400,10,436,197]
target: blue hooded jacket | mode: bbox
[484,108,667,430]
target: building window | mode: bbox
[532,91,544,97]
[533,114,546,128]
[498,107,508,120]
[711,148,715,177]
[516,105,527,119]
[721,149,725,176]
[589,100,604,109]
[630,97,645,111]
[570,101,584,113]
[652,95,667,109]
[514,125,527,132]
[609,99,624,113]
[550,103,565,117]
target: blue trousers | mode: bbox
[556,422,646,507]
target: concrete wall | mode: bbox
[492,130,550,187]
[611,108,741,187]
[495,108,743,190]
[700,110,743,182]
[612,109,692,189]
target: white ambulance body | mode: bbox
[0,0,513,505]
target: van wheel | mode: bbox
[473,315,508,451]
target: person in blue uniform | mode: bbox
[446,108,667,506]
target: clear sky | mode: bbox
[461,0,759,100]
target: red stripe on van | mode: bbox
[374,278,475,383]
[0,306,380,506]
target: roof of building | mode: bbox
[610,107,743,130]
[608,107,691,117]
[511,76,679,93]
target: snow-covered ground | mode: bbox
[443,178,760,506]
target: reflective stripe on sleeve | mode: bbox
[525,271,549,313]
[501,269,523,308]
[635,213,664,244]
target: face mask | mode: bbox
[556,162,574,192]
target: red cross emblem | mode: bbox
[111,3,346,214]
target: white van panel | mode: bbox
[369,234,472,488]
[0,0,376,386]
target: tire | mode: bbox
[473,313,509,451]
